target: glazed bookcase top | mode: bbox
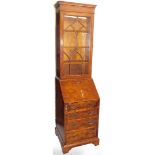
[55,1,96,79]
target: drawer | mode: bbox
[66,109,98,120]
[66,127,96,144]
[66,117,97,130]
[65,101,97,112]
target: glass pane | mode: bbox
[63,15,90,76]
[64,16,89,31]
[77,32,89,47]
[64,32,76,47]
[63,47,89,62]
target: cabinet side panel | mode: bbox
[56,12,60,77]
[55,78,64,141]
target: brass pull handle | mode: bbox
[88,111,95,115]
[87,103,96,107]
[73,113,78,118]
[66,104,78,111]
[70,113,77,119]
[71,104,78,110]
[72,106,77,110]
[88,120,96,125]
[71,122,77,127]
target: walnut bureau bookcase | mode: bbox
[55,1,100,153]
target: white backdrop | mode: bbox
[0,0,155,155]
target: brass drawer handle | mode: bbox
[66,105,78,111]
[72,105,77,110]
[69,104,78,110]
[71,113,78,118]
[87,103,96,107]
[88,120,96,125]
[71,122,77,127]
[88,111,96,115]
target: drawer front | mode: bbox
[66,117,97,130]
[65,101,97,112]
[66,109,98,120]
[66,127,96,143]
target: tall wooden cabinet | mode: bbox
[55,1,100,153]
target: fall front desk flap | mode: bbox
[60,79,99,103]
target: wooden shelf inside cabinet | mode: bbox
[55,1,100,154]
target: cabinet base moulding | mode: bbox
[55,127,99,154]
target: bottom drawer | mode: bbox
[66,127,97,144]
